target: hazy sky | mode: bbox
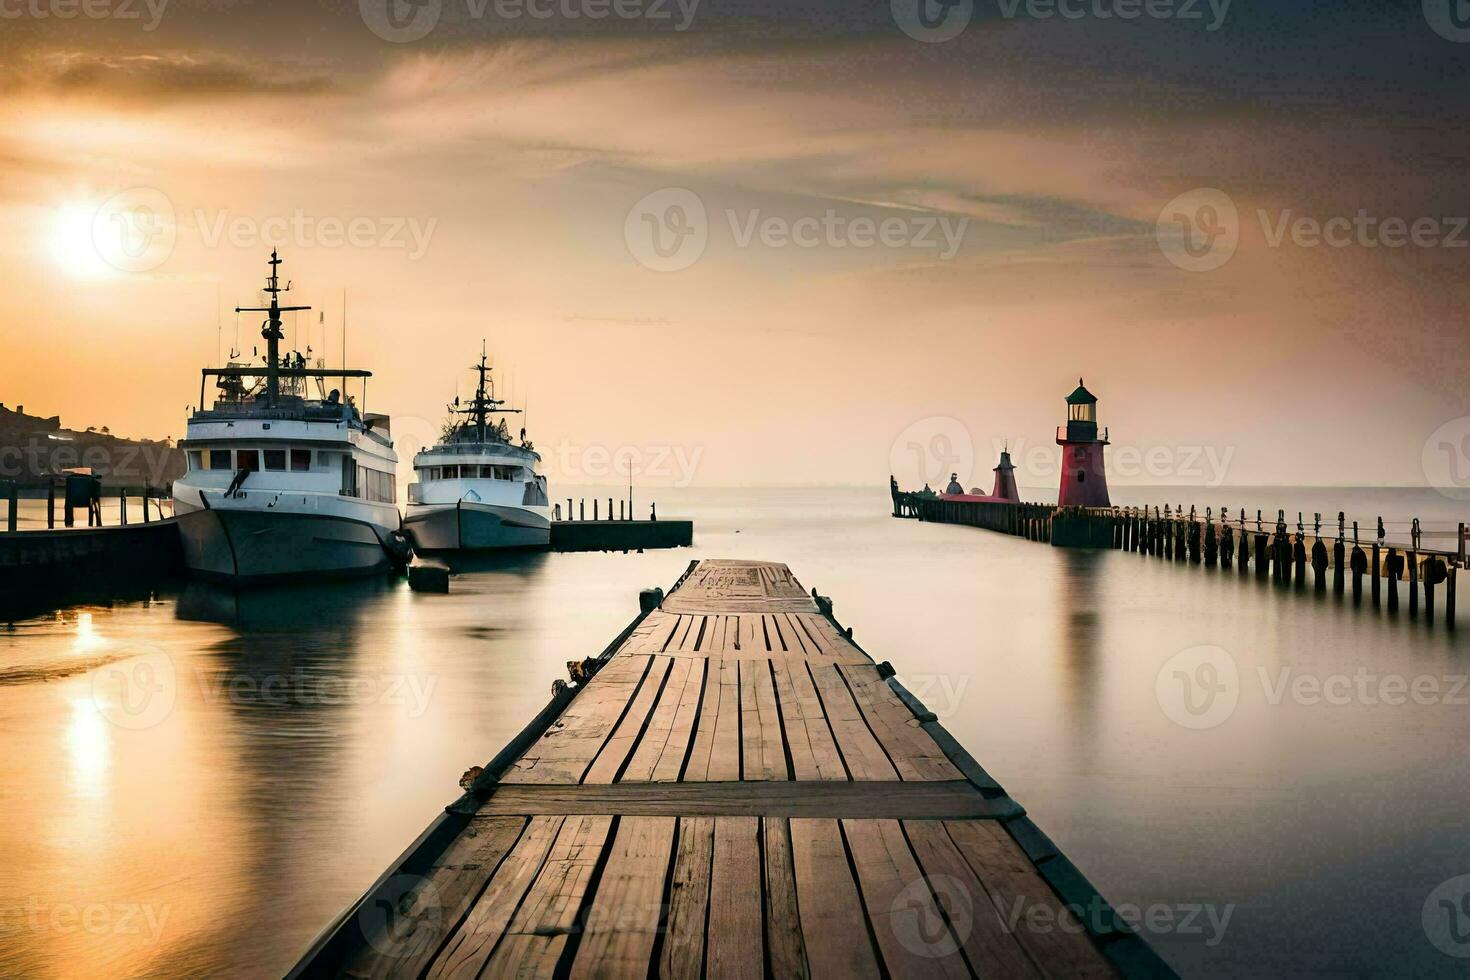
[2,0,1467,489]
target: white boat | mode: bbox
[404,347,550,552]
[172,251,409,584]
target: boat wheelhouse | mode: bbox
[172,251,407,583]
[403,347,550,551]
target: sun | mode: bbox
[48,203,117,280]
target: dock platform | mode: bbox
[292,559,1170,978]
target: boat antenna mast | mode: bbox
[451,340,519,442]
[234,250,310,409]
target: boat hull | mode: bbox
[176,506,398,585]
[404,501,550,552]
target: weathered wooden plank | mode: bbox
[789,818,882,979]
[844,818,971,978]
[476,780,1015,819]
[426,816,563,979]
[763,818,809,979]
[652,659,706,783]
[621,612,680,656]
[619,657,695,783]
[738,659,789,781]
[584,657,674,784]
[901,820,1042,979]
[660,817,714,979]
[782,612,815,655]
[706,817,763,979]
[502,656,653,784]
[569,817,677,979]
[686,657,742,781]
[772,658,845,781]
[807,663,899,781]
[344,816,528,979]
[838,664,961,782]
[479,815,614,977]
[945,820,1116,978]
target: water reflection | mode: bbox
[1054,550,1104,754]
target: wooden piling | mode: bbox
[47,482,55,529]
[2,480,15,533]
[1371,543,1380,608]
[1387,549,1401,613]
[1410,551,1419,619]
[1449,564,1458,630]
[1255,533,1269,579]
[1350,546,1366,604]
[1311,539,1328,592]
[1333,540,1345,596]
[1293,535,1306,586]
[1426,558,1445,625]
[119,487,128,526]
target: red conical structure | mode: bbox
[938,447,1021,504]
[1056,379,1111,508]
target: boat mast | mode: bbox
[234,250,310,408]
[452,340,520,443]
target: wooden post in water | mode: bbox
[1409,551,1420,619]
[1204,509,1218,566]
[1293,537,1306,586]
[119,487,128,525]
[1448,564,1458,630]
[1311,538,1328,592]
[1371,541,1381,608]
[2,480,15,533]
[1387,548,1401,613]
[1426,558,1445,625]
[47,481,55,529]
[1350,544,1366,604]
[1255,531,1269,579]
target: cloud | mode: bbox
[1,50,330,103]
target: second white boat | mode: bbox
[404,347,550,552]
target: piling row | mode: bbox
[893,489,1463,630]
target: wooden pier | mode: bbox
[894,487,1467,629]
[291,559,1170,978]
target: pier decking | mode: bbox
[293,559,1170,979]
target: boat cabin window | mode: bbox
[237,450,260,472]
[208,449,233,470]
[291,449,312,472]
[187,451,203,471]
[263,450,287,471]
[355,465,396,504]
[318,451,338,469]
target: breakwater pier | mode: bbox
[291,558,1172,978]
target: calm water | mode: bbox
[2,486,1469,977]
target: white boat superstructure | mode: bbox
[172,251,407,584]
[404,348,550,551]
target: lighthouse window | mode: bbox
[263,450,287,471]
[1078,471,1086,483]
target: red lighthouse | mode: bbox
[1056,379,1111,508]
